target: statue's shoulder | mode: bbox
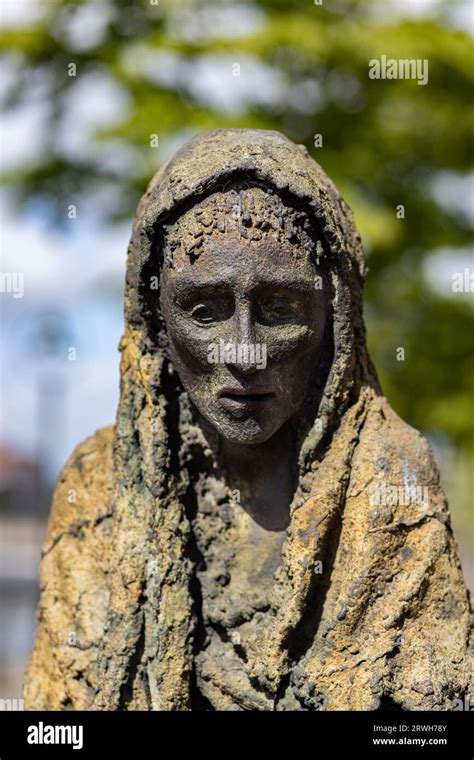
[24,426,115,709]
[351,393,450,524]
[44,424,115,550]
[358,394,440,481]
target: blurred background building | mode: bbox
[0,0,473,704]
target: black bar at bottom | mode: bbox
[0,709,471,757]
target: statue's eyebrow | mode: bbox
[170,277,233,296]
[253,277,316,293]
[170,274,318,299]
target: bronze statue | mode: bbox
[24,129,471,711]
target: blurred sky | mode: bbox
[0,0,473,479]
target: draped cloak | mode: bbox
[24,129,471,711]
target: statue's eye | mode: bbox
[189,298,232,324]
[190,303,216,324]
[258,297,300,324]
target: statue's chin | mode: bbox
[201,406,280,445]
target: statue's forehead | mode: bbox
[161,184,317,266]
[162,234,319,295]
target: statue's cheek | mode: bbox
[168,322,227,371]
[261,325,321,363]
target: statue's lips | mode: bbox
[218,387,278,413]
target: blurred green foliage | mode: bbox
[1,0,473,461]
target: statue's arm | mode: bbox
[23,426,115,710]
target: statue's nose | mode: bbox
[227,305,259,375]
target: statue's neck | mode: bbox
[217,424,298,531]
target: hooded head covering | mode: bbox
[90,130,469,711]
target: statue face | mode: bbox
[159,198,329,445]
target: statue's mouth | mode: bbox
[218,387,277,413]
